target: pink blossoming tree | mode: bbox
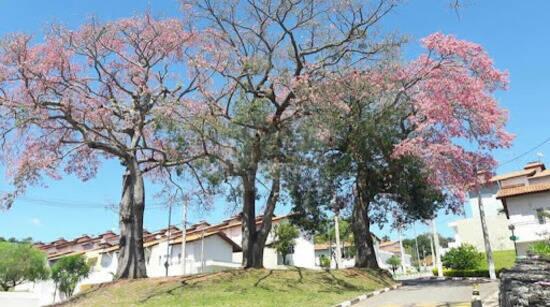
[182,0,402,268]
[304,33,512,268]
[0,15,205,279]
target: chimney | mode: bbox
[524,161,545,174]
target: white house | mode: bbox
[494,162,550,256]
[19,225,242,305]
[313,237,413,272]
[18,213,318,305]
[212,214,317,269]
[448,180,514,251]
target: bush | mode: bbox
[432,268,504,278]
[441,244,483,270]
[272,223,300,265]
[319,255,331,268]
[528,241,550,258]
[51,254,90,297]
[0,242,49,291]
[385,255,401,274]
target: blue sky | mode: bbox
[1,0,549,243]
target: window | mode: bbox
[536,208,547,224]
[177,253,181,264]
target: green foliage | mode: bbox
[0,237,33,244]
[385,255,401,274]
[432,268,505,278]
[441,244,483,270]
[528,241,550,258]
[314,219,353,245]
[0,242,49,291]
[51,254,90,297]
[272,224,300,265]
[319,255,331,268]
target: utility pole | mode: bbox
[164,204,173,277]
[200,228,205,273]
[413,224,422,271]
[429,230,435,270]
[334,211,343,269]
[476,173,497,280]
[181,197,188,275]
[432,219,443,277]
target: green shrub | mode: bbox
[0,242,49,291]
[441,244,483,270]
[385,255,401,274]
[273,223,300,265]
[319,255,331,268]
[432,268,504,278]
[528,241,550,258]
[51,254,90,297]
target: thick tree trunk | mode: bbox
[352,176,380,269]
[241,166,281,269]
[241,173,262,268]
[116,160,147,279]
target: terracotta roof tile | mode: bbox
[496,183,550,199]
[491,169,536,182]
[530,169,550,179]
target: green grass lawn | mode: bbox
[59,268,394,307]
[480,249,516,271]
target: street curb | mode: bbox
[416,276,492,282]
[334,284,402,307]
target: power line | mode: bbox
[498,136,550,168]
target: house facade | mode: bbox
[448,181,514,251]
[21,214,318,304]
[494,162,550,256]
[313,238,412,272]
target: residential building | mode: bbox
[494,162,550,256]
[21,213,316,304]
[378,240,412,270]
[448,179,514,251]
[313,238,412,272]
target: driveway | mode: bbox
[356,279,499,307]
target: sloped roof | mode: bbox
[530,169,550,179]
[48,250,85,261]
[496,182,550,199]
[490,169,536,182]
[170,231,242,252]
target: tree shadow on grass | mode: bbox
[254,270,273,287]
[52,281,113,306]
[137,281,189,304]
[325,270,362,292]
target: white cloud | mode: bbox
[30,218,42,226]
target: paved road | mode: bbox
[356,279,499,307]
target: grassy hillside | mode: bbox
[57,268,394,307]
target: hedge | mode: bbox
[432,268,504,278]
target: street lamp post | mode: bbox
[508,224,518,256]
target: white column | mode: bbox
[398,229,406,273]
[432,219,443,277]
[334,213,342,269]
[181,199,188,275]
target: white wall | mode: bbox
[222,221,317,270]
[448,214,514,251]
[506,192,550,255]
[467,184,502,219]
[147,235,240,277]
[0,291,41,307]
[288,232,316,269]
